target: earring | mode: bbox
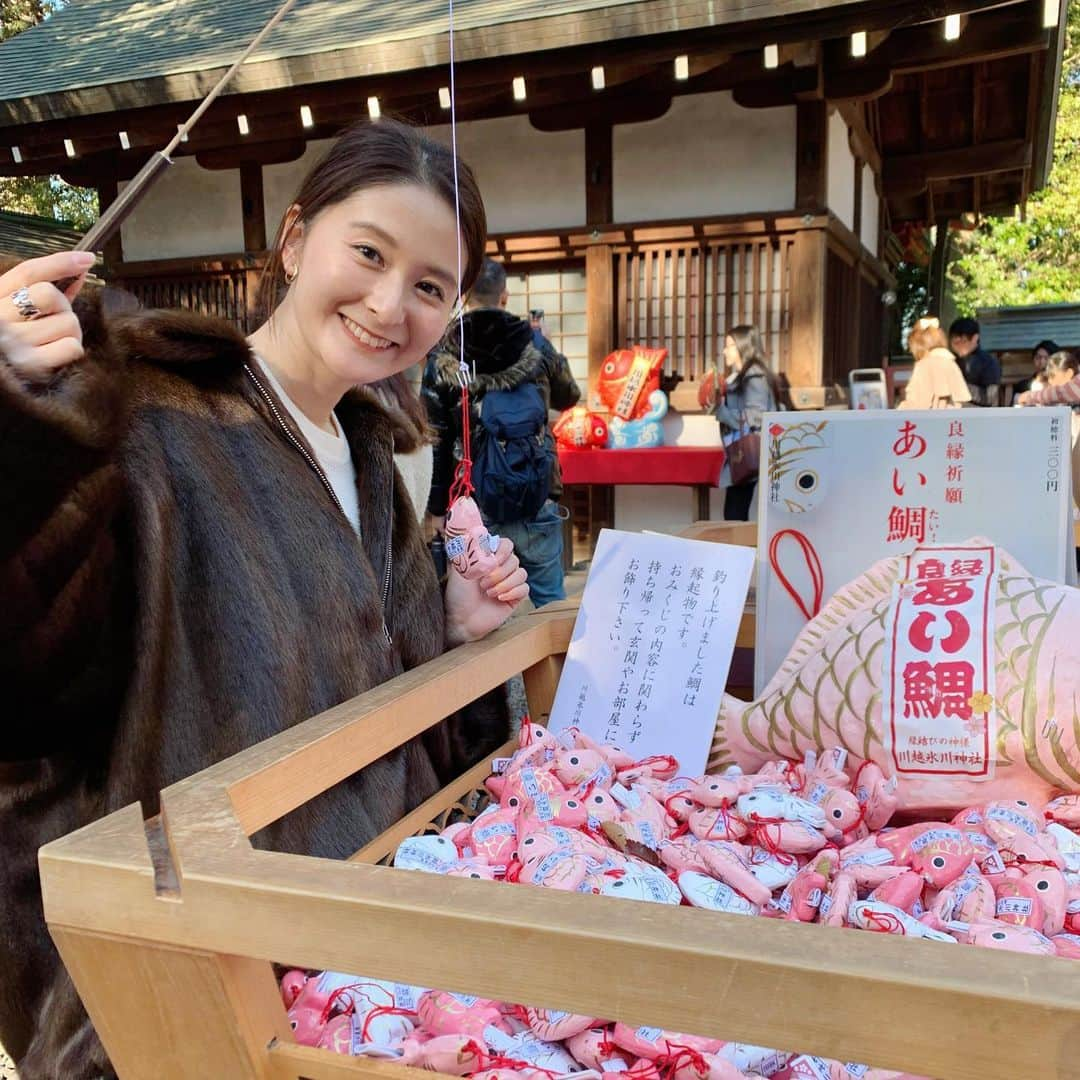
[284,265,297,284]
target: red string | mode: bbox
[359,1004,417,1043]
[768,529,824,622]
[449,380,474,504]
[657,1043,709,1080]
[999,848,1059,870]
[318,981,394,1026]
[749,817,798,866]
[620,754,678,778]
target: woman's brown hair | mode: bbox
[728,324,781,403]
[256,118,487,323]
[908,316,949,361]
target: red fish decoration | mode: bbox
[553,405,609,449]
[596,346,667,420]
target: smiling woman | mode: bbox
[0,119,527,1080]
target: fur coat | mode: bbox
[0,293,506,1078]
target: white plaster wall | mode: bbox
[613,92,796,221]
[120,156,243,260]
[425,115,585,232]
[264,139,333,236]
[860,161,880,257]
[263,119,586,238]
[826,108,856,232]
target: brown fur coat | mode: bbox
[0,296,506,1077]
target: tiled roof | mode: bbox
[0,0,646,103]
[0,209,83,260]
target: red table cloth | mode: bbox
[558,446,726,486]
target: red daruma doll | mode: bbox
[596,346,666,419]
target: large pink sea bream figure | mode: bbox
[713,541,1080,810]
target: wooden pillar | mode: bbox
[787,227,827,394]
[795,101,828,212]
[95,175,123,269]
[50,926,288,1078]
[585,121,613,226]
[586,244,614,395]
[240,162,267,253]
[928,216,950,317]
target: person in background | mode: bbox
[948,316,1001,406]
[713,324,779,521]
[901,316,972,410]
[424,258,581,608]
[1017,350,1080,407]
[1014,339,1061,398]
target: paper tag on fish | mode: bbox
[635,1027,663,1043]
[881,544,998,780]
[997,897,1034,917]
[602,1062,630,1072]
[491,757,512,774]
[445,534,467,559]
[610,783,642,809]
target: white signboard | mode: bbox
[549,529,754,775]
[756,408,1073,692]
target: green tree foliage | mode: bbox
[947,0,1080,312]
[0,0,98,230]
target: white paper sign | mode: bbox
[549,529,753,775]
[756,408,1073,692]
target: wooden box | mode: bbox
[39,524,1080,1080]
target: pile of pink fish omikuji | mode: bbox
[279,721,1080,1080]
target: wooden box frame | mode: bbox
[39,523,1080,1080]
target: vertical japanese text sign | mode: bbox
[881,545,997,779]
[756,409,1072,692]
[549,530,754,775]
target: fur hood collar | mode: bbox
[109,307,403,446]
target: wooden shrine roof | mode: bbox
[0,0,1066,223]
[0,210,83,261]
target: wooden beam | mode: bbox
[198,139,306,171]
[585,245,614,390]
[240,163,267,255]
[883,138,1032,195]
[795,101,828,213]
[584,121,613,226]
[786,227,826,388]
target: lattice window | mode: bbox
[505,268,588,385]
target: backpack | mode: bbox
[468,382,554,523]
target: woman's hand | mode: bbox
[1015,391,1032,406]
[0,251,95,381]
[444,537,529,646]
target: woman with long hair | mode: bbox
[0,119,526,1079]
[713,324,780,521]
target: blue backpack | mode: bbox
[469,382,554,523]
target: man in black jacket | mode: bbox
[948,317,1002,406]
[423,259,581,607]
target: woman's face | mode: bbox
[281,183,460,386]
[723,335,741,373]
[1048,367,1076,387]
[1034,348,1051,373]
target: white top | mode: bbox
[257,359,362,534]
